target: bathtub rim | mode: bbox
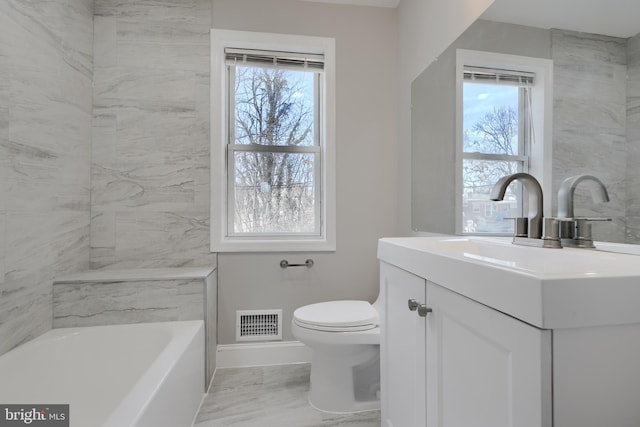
[102,320,205,427]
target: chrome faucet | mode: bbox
[557,175,611,248]
[490,172,544,239]
[557,175,609,218]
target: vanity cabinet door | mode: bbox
[380,262,427,427]
[425,282,552,427]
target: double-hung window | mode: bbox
[461,66,533,234]
[456,49,554,237]
[211,30,336,252]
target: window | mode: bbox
[462,68,532,233]
[227,50,321,236]
[211,30,336,252]
[455,50,554,236]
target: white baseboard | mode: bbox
[216,340,312,368]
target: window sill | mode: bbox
[211,237,336,253]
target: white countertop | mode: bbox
[378,236,640,329]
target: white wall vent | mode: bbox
[236,309,283,342]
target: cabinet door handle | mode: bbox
[417,304,433,317]
[409,299,433,317]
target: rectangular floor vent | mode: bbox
[236,309,283,342]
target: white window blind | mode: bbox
[464,66,535,86]
[225,48,324,71]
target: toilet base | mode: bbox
[307,344,380,414]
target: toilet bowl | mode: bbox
[291,300,380,414]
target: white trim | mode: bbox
[455,49,554,235]
[216,341,313,368]
[210,29,336,253]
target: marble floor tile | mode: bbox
[194,364,380,427]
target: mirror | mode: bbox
[411,0,640,244]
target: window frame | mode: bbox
[455,49,554,236]
[211,29,336,252]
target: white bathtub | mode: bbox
[0,321,205,427]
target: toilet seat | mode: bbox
[293,300,378,332]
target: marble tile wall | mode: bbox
[551,29,628,243]
[0,0,93,356]
[91,0,215,269]
[53,279,204,327]
[625,33,640,241]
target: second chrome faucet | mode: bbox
[557,175,611,248]
[489,173,610,248]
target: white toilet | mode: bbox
[291,299,380,413]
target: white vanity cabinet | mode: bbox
[379,236,640,427]
[381,262,551,427]
[424,280,551,427]
[380,262,427,427]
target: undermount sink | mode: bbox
[378,235,640,330]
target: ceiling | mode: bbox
[304,0,640,38]
[479,0,640,39]
[298,0,640,39]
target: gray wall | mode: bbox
[628,34,640,240]
[213,0,398,344]
[91,0,215,269]
[0,0,93,356]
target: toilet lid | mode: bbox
[293,300,378,331]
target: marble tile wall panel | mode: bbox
[0,0,93,356]
[205,272,217,386]
[91,0,213,269]
[117,0,211,45]
[551,29,628,243]
[0,212,5,285]
[0,56,8,284]
[625,33,640,241]
[52,279,203,328]
[0,271,52,352]
[91,211,212,269]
